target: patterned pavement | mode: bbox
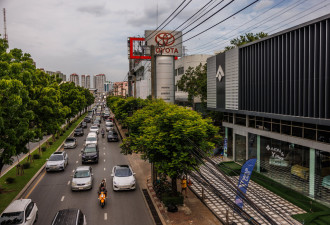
[188,157,305,225]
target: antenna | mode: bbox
[3,8,8,41]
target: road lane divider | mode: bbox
[104,159,106,162]
[67,181,70,185]
[104,213,107,220]
[24,171,46,198]
[61,196,65,202]
[76,161,78,164]
[104,168,106,171]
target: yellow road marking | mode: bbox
[25,170,46,198]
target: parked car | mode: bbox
[71,166,93,191]
[51,208,86,225]
[64,137,77,149]
[81,121,87,129]
[84,117,91,123]
[81,144,99,164]
[74,128,84,137]
[0,199,38,225]
[111,165,136,191]
[105,123,114,132]
[107,131,119,142]
[85,132,98,146]
[46,152,68,172]
[90,125,99,134]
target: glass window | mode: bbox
[264,121,271,131]
[235,114,246,126]
[256,119,263,129]
[304,128,316,141]
[317,130,330,144]
[0,212,24,224]
[248,133,257,159]
[229,114,233,123]
[227,128,233,160]
[292,126,303,138]
[248,116,255,128]
[272,123,280,133]
[235,134,246,164]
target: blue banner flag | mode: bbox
[235,158,257,208]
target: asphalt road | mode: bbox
[22,117,154,225]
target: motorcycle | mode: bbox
[98,189,106,208]
[101,131,105,138]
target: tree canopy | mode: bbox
[224,32,268,51]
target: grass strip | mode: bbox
[0,113,86,213]
[218,161,330,224]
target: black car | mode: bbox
[74,128,84,136]
[107,130,119,142]
[80,121,87,128]
[81,144,99,163]
[51,208,86,225]
[84,117,91,123]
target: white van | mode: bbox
[85,132,98,146]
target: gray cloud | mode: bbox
[77,5,109,16]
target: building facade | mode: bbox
[69,73,79,86]
[94,74,106,94]
[81,75,86,88]
[207,14,330,203]
[113,82,128,97]
[86,75,91,89]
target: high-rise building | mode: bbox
[81,75,86,88]
[94,74,106,93]
[70,73,79,86]
[86,75,91,89]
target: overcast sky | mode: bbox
[1,0,330,82]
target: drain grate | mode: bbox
[142,189,163,225]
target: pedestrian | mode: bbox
[181,176,188,198]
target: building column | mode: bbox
[309,148,315,198]
[233,133,236,161]
[224,127,228,157]
[257,135,261,173]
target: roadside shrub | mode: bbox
[41,146,47,152]
[33,154,41,160]
[161,192,184,206]
[48,141,53,145]
[23,162,30,169]
[6,177,15,184]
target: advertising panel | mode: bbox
[155,56,174,103]
[145,30,182,57]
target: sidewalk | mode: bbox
[115,119,222,225]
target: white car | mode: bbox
[111,165,136,191]
[46,152,68,172]
[0,199,38,225]
[90,125,99,134]
[71,166,93,191]
[85,132,98,146]
[105,121,113,126]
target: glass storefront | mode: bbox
[235,134,246,164]
[226,128,233,160]
[315,150,330,202]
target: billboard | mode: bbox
[145,30,182,57]
[155,56,175,103]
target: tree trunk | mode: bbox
[0,156,5,175]
[171,176,178,196]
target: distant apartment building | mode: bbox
[94,74,106,93]
[44,70,66,81]
[70,73,79,86]
[113,81,128,97]
[81,75,86,88]
[104,81,112,93]
[86,75,91,89]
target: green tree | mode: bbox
[176,63,207,108]
[121,100,221,194]
[224,32,268,51]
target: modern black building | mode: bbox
[207,14,330,203]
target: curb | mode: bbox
[14,118,81,200]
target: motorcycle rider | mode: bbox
[101,128,105,138]
[98,179,107,197]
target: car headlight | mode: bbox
[113,180,117,185]
[72,182,77,186]
[86,181,92,185]
[130,180,136,185]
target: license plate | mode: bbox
[88,160,92,162]
[79,187,83,190]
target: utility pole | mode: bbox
[134,75,136,98]
[150,45,155,99]
[3,8,8,42]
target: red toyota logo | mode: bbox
[155,33,175,46]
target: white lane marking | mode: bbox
[61,196,65,201]
[104,159,106,162]
[103,153,105,155]
[72,170,75,173]
[104,168,106,171]
[79,154,81,156]
[67,181,70,185]
[104,213,107,220]
[103,147,105,150]
[76,161,78,164]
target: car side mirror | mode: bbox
[81,150,83,153]
[26,217,31,221]
[133,173,136,175]
[91,173,94,176]
[111,174,114,177]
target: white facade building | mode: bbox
[86,75,91,89]
[81,75,86,88]
[94,74,106,93]
[70,73,79,86]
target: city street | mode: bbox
[21,119,154,225]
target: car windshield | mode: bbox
[49,155,64,161]
[84,146,96,153]
[91,126,98,130]
[75,128,82,131]
[0,211,24,224]
[66,138,75,142]
[74,170,90,178]
[86,137,96,142]
[115,167,132,177]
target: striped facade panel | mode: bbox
[225,48,239,110]
[239,18,330,119]
[207,56,217,108]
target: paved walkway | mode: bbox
[189,157,305,225]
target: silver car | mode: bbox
[71,166,93,191]
[111,165,136,191]
[90,125,99,134]
[0,199,38,225]
[105,123,114,132]
[63,138,77,149]
[46,152,68,172]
